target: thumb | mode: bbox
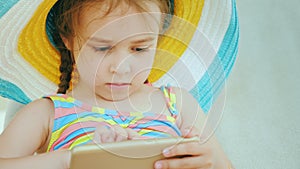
[125,128,143,140]
[181,126,200,138]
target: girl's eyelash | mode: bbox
[90,45,151,52]
[93,46,111,52]
[132,46,150,52]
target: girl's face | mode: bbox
[69,3,162,101]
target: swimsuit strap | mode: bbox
[160,85,179,118]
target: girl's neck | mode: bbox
[68,81,159,112]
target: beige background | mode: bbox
[215,0,300,168]
[1,0,300,168]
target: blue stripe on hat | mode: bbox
[0,0,19,18]
[0,78,31,104]
[190,0,239,113]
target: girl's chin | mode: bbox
[100,95,129,102]
[95,90,132,102]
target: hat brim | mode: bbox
[0,0,239,112]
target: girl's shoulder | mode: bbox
[21,98,55,127]
[0,98,55,156]
[24,97,54,114]
[20,97,56,131]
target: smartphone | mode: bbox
[70,137,199,169]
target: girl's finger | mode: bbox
[93,124,110,144]
[112,125,128,142]
[101,129,115,143]
[181,126,201,138]
[124,128,142,140]
[92,131,101,144]
[155,156,211,169]
[163,141,209,158]
[96,124,114,143]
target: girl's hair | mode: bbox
[50,0,171,94]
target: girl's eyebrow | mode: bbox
[130,36,155,44]
[89,37,113,43]
[88,36,155,44]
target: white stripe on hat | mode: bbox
[153,0,232,91]
[0,0,56,101]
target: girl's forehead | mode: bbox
[78,4,162,42]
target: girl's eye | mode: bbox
[132,46,150,52]
[93,46,111,52]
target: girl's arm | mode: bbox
[0,150,70,169]
[154,88,232,169]
[0,99,70,169]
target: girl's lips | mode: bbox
[106,83,131,86]
[106,83,131,89]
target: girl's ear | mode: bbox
[61,36,72,50]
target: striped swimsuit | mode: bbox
[45,86,182,152]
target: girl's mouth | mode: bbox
[105,83,131,89]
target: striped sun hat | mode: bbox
[0,0,239,113]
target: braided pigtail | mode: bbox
[51,26,74,94]
[57,48,74,94]
[48,0,77,94]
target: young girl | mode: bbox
[0,0,233,168]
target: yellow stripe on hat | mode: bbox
[149,0,204,82]
[18,0,60,85]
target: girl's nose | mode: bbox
[109,54,131,75]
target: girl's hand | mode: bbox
[154,127,232,169]
[93,122,141,144]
